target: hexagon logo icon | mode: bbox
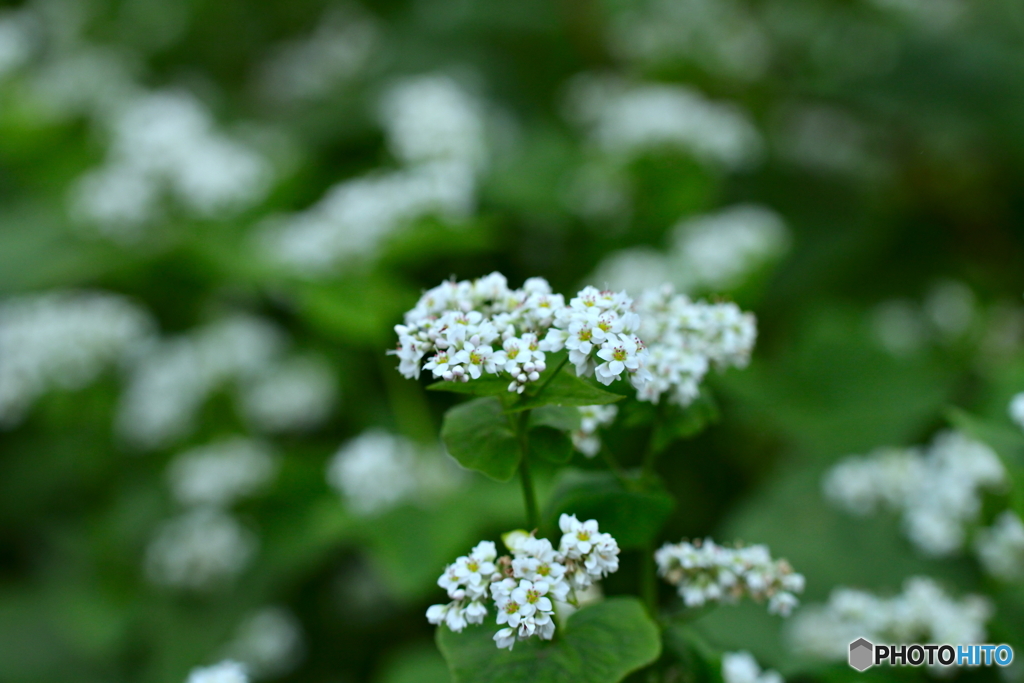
[849,638,874,671]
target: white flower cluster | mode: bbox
[258,74,485,273]
[238,355,337,434]
[655,538,805,616]
[0,290,153,428]
[393,273,651,393]
[117,315,283,449]
[222,606,304,679]
[167,438,277,508]
[0,9,37,79]
[608,0,771,82]
[118,315,335,449]
[426,515,621,650]
[185,660,249,683]
[256,7,377,103]
[70,90,273,240]
[823,431,1006,556]
[326,429,461,516]
[787,577,992,662]
[572,404,619,457]
[145,508,257,591]
[974,511,1024,581]
[635,285,756,406]
[870,280,977,357]
[591,204,788,295]
[1009,392,1024,431]
[566,76,763,170]
[722,651,783,683]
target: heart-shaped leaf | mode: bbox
[437,597,661,683]
[441,397,520,481]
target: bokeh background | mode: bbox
[1,0,1023,681]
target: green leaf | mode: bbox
[542,470,675,549]
[530,405,582,432]
[663,626,724,683]
[437,597,661,683]
[428,376,513,396]
[652,393,720,453]
[529,427,573,464]
[507,370,624,412]
[441,398,521,481]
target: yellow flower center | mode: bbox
[467,560,479,572]
[578,329,592,342]
[613,348,627,361]
[526,589,540,603]
[504,601,520,614]
[577,530,590,541]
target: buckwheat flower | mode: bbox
[238,355,337,433]
[0,290,154,428]
[326,430,459,516]
[558,514,621,588]
[974,511,1024,581]
[595,333,647,385]
[824,431,1006,556]
[145,509,257,591]
[571,404,619,457]
[655,538,803,614]
[1009,392,1024,431]
[722,652,783,683]
[186,660,249,683]
[565,75,763,169]
[117,315,285,449]
[787,577,992,664]
[510,537,571,602]
[671,205,789,291]
[166,438,277,509]
[222,607,303,679]
[632,285,756,406]
[0,9,37,79]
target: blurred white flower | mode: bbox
[239,355,337,433]
[609,0,771,82]
[722,651,783,683]
[326,429,460,515]
[1009,392,1024,431]
[117,315,285,450]
[186,660,249,683]
[974,511,1024,581]
[824,431,1006,556]
[923,280,975,340]
[671,205,789,291]
[0,290,153,428]
[167,438,277,508]
[257,6,377,103]
[145,509,257,590]
[590,204,788,295]
[258,160,476,273]
[771,104,881,179]
[0,9,38,78]
[70,90,273,239]
[223,607,304,679]
[380,73,487,169]
[870,299,929,356]
[655,538,804,616]
[566,75,763,169]
[572,404,618,457]
[787,577,992,663]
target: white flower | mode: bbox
[0,290,153,428]
[655,538,803,615]
[787,577,992,663]
[722,652,783,683]
[222,607,303,679]
[572,404,619,457]
[633,285,756,406]
[186,660,249,683]
[145,510,257,591]
[558,514,621,588]
[823,431,1006,556]
[1009,392,1024,431]
[974,511,1024,581]
[326,430,460,516]
[167,438,277,509]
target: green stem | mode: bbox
[534,354,569,396]
[640,401,666,481]
[513,409,540,530]
[641,540,657,616]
